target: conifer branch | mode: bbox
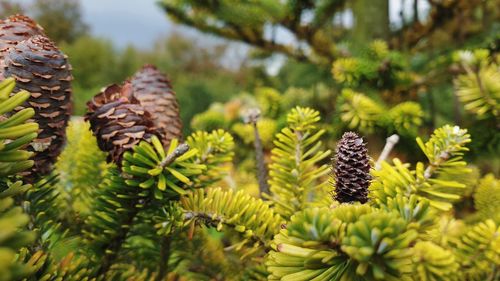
[266,107,331,218]
[159,143,190,168]
[95,202,144,277]
[160,3,310,62]
[181,188,282,252]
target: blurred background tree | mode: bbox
[158,0,499,172]
[0,0,23,18]
[159,0,499,63]
[0,0,497,166]
[0,0,259,129]
[31,0,89,44]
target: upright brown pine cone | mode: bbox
[3,35,72,180]
[0,15,45,69]
[333,132,371,204]
[130,65,182,147]
[85,82,157,164]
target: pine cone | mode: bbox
[333,132,371,203]
[3,35,72,180]
[130,64,182,147]
[85,82,157,164]
[0,15,45,69]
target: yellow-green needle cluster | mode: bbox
[0,77,38,176]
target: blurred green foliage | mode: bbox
[32,0,88,44]
[60,33,252,131]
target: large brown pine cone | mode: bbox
[0,15,45,69]
[130,64,182,147]
[85,82,157,164]
[333,132,371,204]
[3,35,72,180]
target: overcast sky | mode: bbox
[80,0,181,49]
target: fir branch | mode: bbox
[183,210,268,246]
[94,194,147,277]
[186,130,234,188]
[266,107,331,218]
[181,188,283,253]
[160,3,309,62]
[95,142,193,276]
[455,53,500,119]
[159,143,190,168]
[372,125,471,211]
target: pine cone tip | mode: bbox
[130,64,182,147]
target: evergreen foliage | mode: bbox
[371,125,471,211]
[181,187,282,257]
[185,130,234,186]
[339,89,423,136]
[454,49,500,119]
[0,8,499,280]
[160,1,498,63]
[55,119,107,215]
[0,183,34,281]
[0,78,38,176]
[332,41,411,90]
[474,174,500,224]
[263,124,499,281]
[0,78,37,280]
[1,79,500,280]
[265,107,331,219]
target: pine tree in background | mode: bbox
[159,0,499,64]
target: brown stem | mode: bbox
[161,4,310,62]
[156,235,173,281]
[253,122,270,195]
[244,108,270,196]
[423,151,450,179]
[159,143,190,168]
[183,211,267,246]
